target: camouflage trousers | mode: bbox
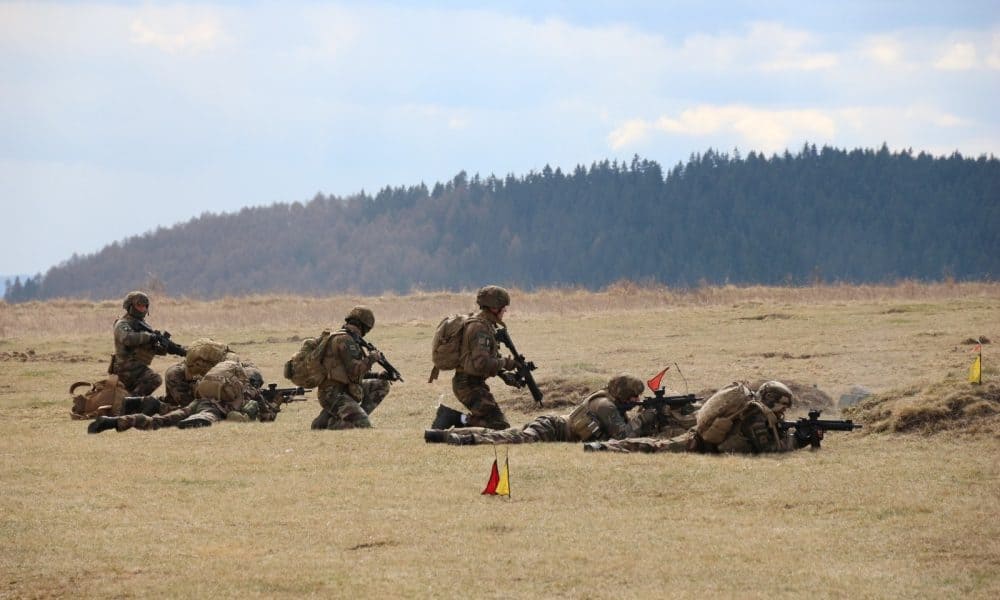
[113,359,162,396]
[591,432,695,453]
[312,379,391,430]
[114,399,226,431]
[450,415,572,444]
[451,372,510,430]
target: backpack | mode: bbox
[195,360,248,410]
[695,381,754,444]
[428,313,483,382]
[283,330,335,388]
[183,338,233,379]
[69,375,127,419]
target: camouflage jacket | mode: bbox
[113,315,165,366]
[457,309,505,378]
[320,325,378,387]
[565,391,658,442]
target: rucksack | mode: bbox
[69,375,128,419]
[195,360,248,410]
[695,381,754,444]
[428,313,483,382]
[183,337,233,379]
[283,330,335,388]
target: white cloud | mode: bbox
[616,105,837,153]
[129,15,227,55]
[607,119,651,149]
[676,21,839,72]
[609,104,979,155]
[934,42,978,70]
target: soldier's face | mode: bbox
[133,301,148,315]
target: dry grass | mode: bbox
[1,282,999,598]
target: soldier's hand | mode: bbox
[502,356,518,370]
[368,350,384,364]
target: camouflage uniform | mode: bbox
[311,306,392,430]
[90,360,261,433]
[586,381,799,454]
[432,375,659,445]
[157,342,241,412]
[110,292,165,396]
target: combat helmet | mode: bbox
[756,381,794,413]
[346,306,376,333]
[606,374,645,404]
[122,291,150,319]
[476,285,510,310]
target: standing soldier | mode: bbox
[426,374,663,445]
[110,291,168,396]
[431,285,520,431]
[310,306,392,430]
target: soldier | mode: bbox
[583,380,806,453]
[425,374,669,445]
[430,285,520,431]
[309,306,392,430]
[88,360,265,433]
[109,291,167,396]
[154,338,241,413]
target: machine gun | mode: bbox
[779,410,862,449]
[626,389,702,413]
[132,319,187,357]
[260,383,311,406]
[350,333,404,382]
[495,327,543,406]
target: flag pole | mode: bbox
[506,447,512,501]
[979,345,983,384]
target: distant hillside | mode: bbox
[6,144,999,302]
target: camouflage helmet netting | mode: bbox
[122,291,150,311]
[607,374,645,402]
[346,306,375,330]
[757,381,794,410]
[476,285,510,309]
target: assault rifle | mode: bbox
[779,410,862,449]
[495,327,543,406]
[132,319,187,357]
[350,333,404,382]
[626,390,702,413]
[260,383,311,406]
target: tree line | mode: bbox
[5,144,998,302]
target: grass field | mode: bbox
[1,283,998,598]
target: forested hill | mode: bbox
[6,144,999,301]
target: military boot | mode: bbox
[311,410,332,430]
[177,414,213,429]
[424,429,449,443]
[120,396,144,415]
[430,404,465,429]
[140,396,162,416]
[87,416,120,434]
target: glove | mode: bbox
[502,356,518,370]
[368,350,383,364]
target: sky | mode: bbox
[1,1,998,276]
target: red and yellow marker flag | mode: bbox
[647,366,670,392]
[482,449,510,497]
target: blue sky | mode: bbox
[1,1,998,275]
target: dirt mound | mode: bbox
[844,380,1000,436]
[506,376,603,411]
[0,349,101,363]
